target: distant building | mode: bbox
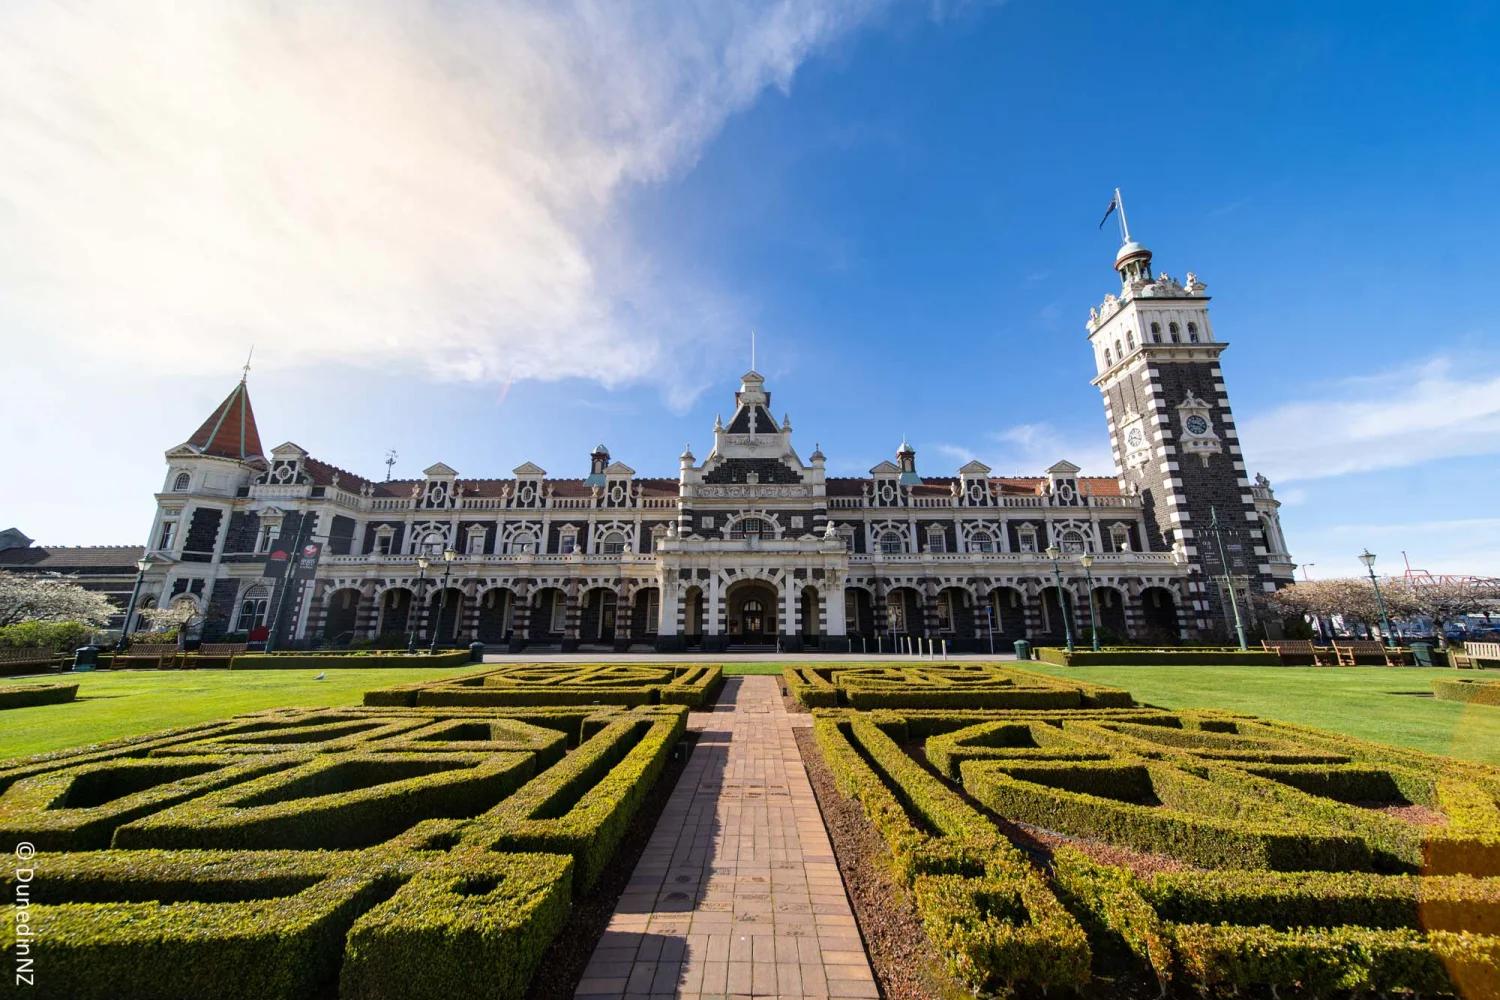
[0,530,144,630]
[130,230,1295,651]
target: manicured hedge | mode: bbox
[1433,676,1500,706]
[783,666,838,707]
[231,650,472,670]
[365,663,722,709]
[1036,646,1282,666]
[0,680,78,709]
[786,662,1133,710]
[340,852,573,1000]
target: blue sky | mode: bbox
[2,1,1497,578]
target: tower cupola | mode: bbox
[1114,240,1153,286]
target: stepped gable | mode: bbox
[184,379,264,461]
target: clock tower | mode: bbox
[1086,226,1286,637]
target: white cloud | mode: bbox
[1239,356,1500,482]
[0,0,892,399]
[1293,518,1500,580]
[930,423,1115,478]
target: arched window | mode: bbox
[969,530,995,553]
[1060,529,1087,554]
[510,532,537,555]
[886,593,907,631]
[730,517,765,540]
[1104,348,1113,366]
[1126,330,1135,349]
[601,532,627,555]
[936,591,954,631]
[879,531,905,555]
[1187,321,1200,343]
[172,472,190,491]
[1168,322,1180,343]
[1114,339,1123,359]
[236,586,269,632]
[1150,322,1162,343]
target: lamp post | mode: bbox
[428,547,457,655]
[1079,552,1101,652]
[1045,544,1075,654]
[1359,549,1396,649]
[116,556,154,651]
[406,554,430,654]
[1209,506,1249,651]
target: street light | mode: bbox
[1045,544,1075,654]
[407,554,430,654]
[1359,549,1396,650]
[429,547,458,655]
[116,556,154,651]
[1079,552,1101,652]
[1209,506,1249,651]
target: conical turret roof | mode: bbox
[185,379,264,461]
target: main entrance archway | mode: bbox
[725,580,778,642]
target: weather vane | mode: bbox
[240,345,254,383]
[384,449,397,482]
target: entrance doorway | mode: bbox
[742,599,765,639]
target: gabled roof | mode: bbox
[869,460,901,475]
[423,462,458,477]
[185,380,264,461]
[604,461,636,476]
[1047,460,1081,475]
[512,462,547,477]
[958,460,992,475]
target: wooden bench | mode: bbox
[1332,640,1408,667]
[1462,641,1500,669]
[0,647,60,675]
[194,643,248,668]
[1261,639,1337,666]
[115,643,179,669]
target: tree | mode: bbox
[1390,580,1500,649]
[1259,578,1421,640]
[0,571,118,628]
[136,598,203,643]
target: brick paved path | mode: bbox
[574,674,877,999]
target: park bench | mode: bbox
[0,647,60,675]
[1332,640,1408,667]
[194,642,248,668]
[1261,639,1337,666]
[1460,641,1500,669]
[115,643,179,669]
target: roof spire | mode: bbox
[241,345,254,384]
[184,376,265,461]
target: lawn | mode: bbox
[0,667,473,760]
[1021,662,1500,765]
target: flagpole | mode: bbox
[1115,187,1131,243]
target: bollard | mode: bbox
[942,639,948,660]
[468,641,485,663]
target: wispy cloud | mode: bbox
[1294,518,1500,579]
[0,0,895,403]
[1239,356,1500,482]
[929,423,1114,478]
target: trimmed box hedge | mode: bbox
[0,701,689,999]
[231,649,472,670]
[1036,646,1282,666]
[786,662,1133,710]
[803,704,1500,996]
[0,680,78,709]
[365,662,722,709]
[1433,676,1500,705]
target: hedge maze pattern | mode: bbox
[0,702,686,999]
[365,662,723,709]
[785,662,1133,710]
[814,704,1500,997]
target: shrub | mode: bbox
[365,663,722,709]
[0,681,78,710]
[0,620,97,653]
[230,650,471,670]
[1036,646,1281,666]
[340,852,573,1000]
[1433,677,1500,706]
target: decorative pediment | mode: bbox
[604,461,635,476]
[512,461,546,477]
[869,460,901,476]
[423,462,458,478]
[958,459,992,476]
[270,442,309,459]
[1046,460,1081,475]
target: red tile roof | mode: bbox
[186,381,264,461]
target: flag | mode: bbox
[1098,194,1117,229]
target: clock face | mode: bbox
[1125,426,1145,449]
[1185,414,1210,436]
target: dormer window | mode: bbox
[1169,322,1180,343]
[173,472,190,492]
[1150,322,1161,343]
[1187,321,1200,343]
